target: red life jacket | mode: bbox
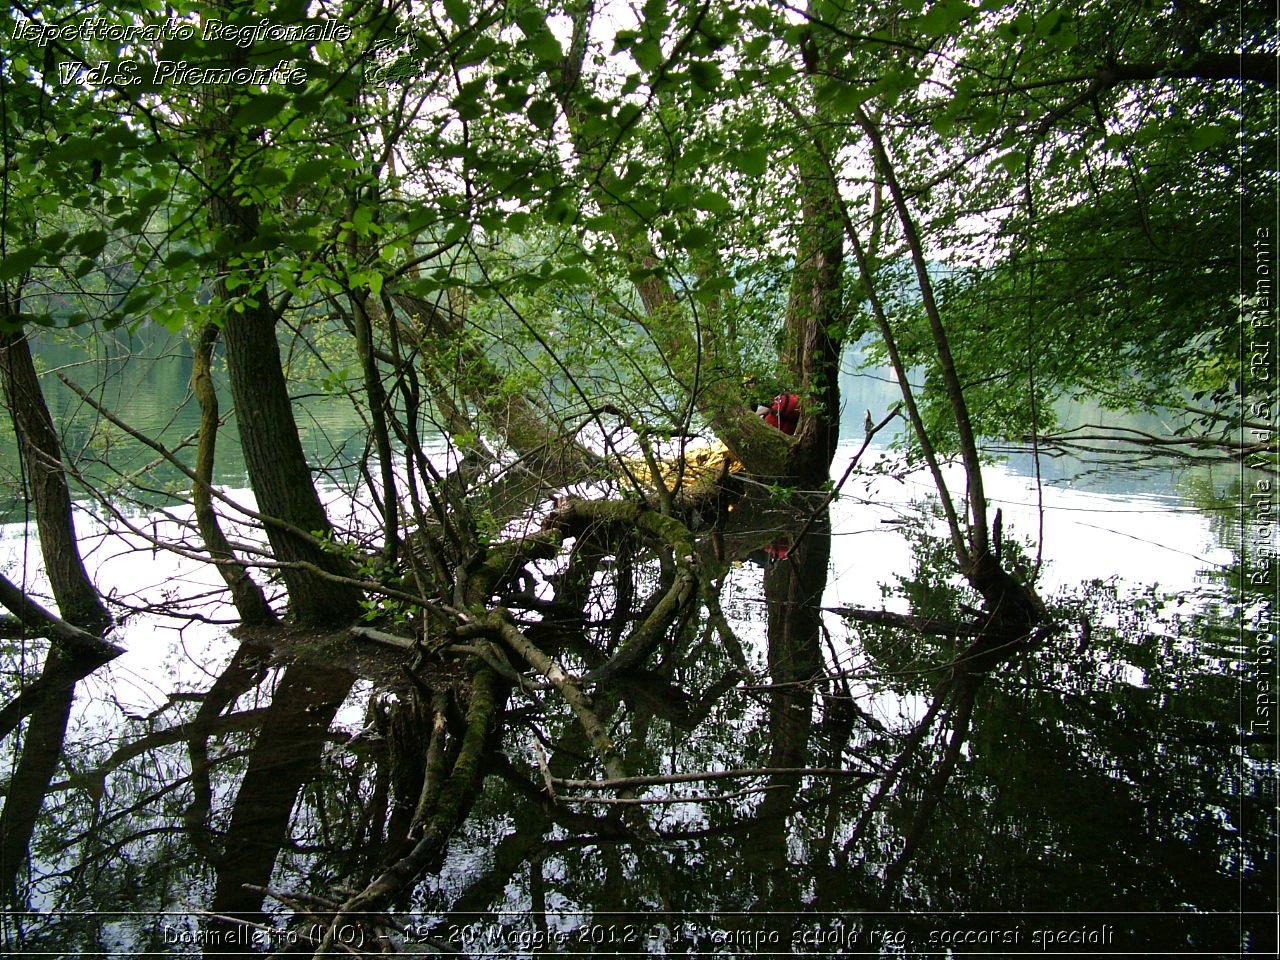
[764,393,800,435]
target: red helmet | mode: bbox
[764,393,800,435]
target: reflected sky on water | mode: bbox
[0,337,1271,957]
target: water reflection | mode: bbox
[0,478,1273,956]
[0,326,372,522]
[0,649,82,904]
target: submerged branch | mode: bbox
[548,498,699,684]
[552,767,876,791]
[558,786,789,805]
[490,612,628,786]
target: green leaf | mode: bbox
[632,39,663,72]
[666,184,694,207]
[731,146,768,177]
[454,77,488,120]
[930,110,955,138]
[529,32,562,61]
[274,0,309,20]
[0,246,42,281]
[352,205,376,235]
[689,61,722,91]
[681,225,714,249]
[41,230,69,254]
[51,137,100,165]
[698,274,735,295]
[135,186,170,211]
[1189,124,1231,152]
[693,191,730,214]
[74,230,109,256]
[553,265,592,284]
[500,85,531,112]
[1035,9,1066,38]
[440,220,469,245]
[290,159,332,187]
[443,0,469,26]
[166,249,196,269]
[917,0,973,36]
[970,106,1000,136]
[118,290,154,317]
[8,312,48,331]
[460,34,497,68]
[547,199,577,224]
[153,305,189,334]
[527,99,557,130]
[827,82,875,116]
[231,93,290,129]
[516,11,545,36]
[249,167,288,189]
[616,102,643,130]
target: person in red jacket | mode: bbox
[756,393,800,435]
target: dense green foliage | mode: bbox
[3,1,1270,460]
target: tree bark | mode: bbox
[215,289,361,623]
[0,328,111,633]
[0,570,120,665]
[190,324,276,625]
[349,289,400,569]
[781,133,846,486]
[199,38,361,625]
[1105,53,1278,88]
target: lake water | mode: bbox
[0,330,1274,956]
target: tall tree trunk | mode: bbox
[214,286,360,623]
[199,20,360,625]
[782,138,846,486]
[349,290,401,569]
[190,324,276,625]
[0,328,111,633]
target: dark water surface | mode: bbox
[0,331,1274,957]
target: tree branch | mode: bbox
[0,571,122,661]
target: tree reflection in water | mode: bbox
[0,495,1272,956]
